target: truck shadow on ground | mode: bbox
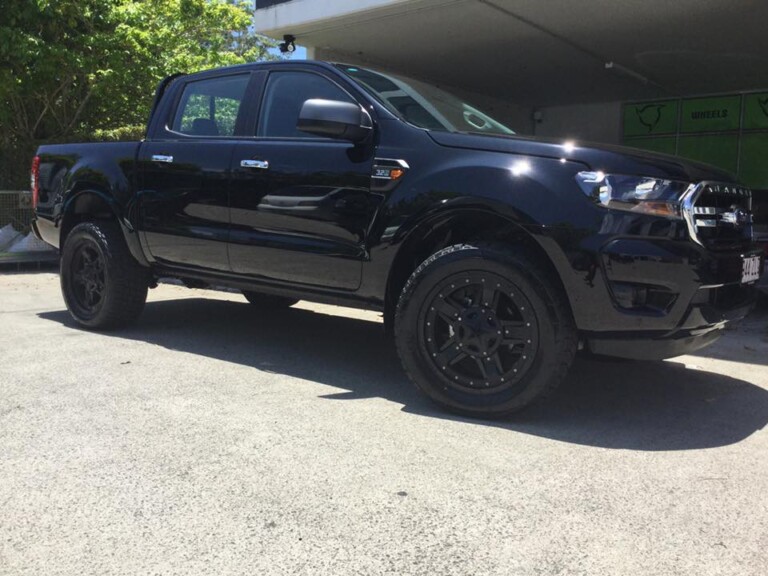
[40,296,768,452]
[688,303,768,366]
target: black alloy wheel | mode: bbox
[421,271,539,393]
[60,221,149,329]
[68,242,107,319]
[395,243,577,418]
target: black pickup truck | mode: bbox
[32,61,764,417]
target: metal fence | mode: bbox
[0,190,33,233]
[0,190,58,268]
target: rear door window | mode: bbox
[172,75,250,137]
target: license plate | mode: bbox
[741,255,761,284]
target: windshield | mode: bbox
[336,64,515,136]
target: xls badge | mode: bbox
[371,158,409,181]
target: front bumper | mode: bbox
[587,288,755,359]
[584,237,762,360]
[588,326,724,360]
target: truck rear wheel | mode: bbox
[60,221,149,330]
[394,243,577,418]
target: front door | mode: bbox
[139,73,251,271]
[228,70,379,290]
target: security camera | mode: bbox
[279,35,296,54]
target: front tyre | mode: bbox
[394,244,577,418]
[60,221,149,330]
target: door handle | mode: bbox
[240,159,269,170]
[151,154,173,163]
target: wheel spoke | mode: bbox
[480,284,498,309]
[433,296,462,321]
[489,352,504,378]
[477,353,504,381]
[437,335,456,352]
[501,319,527,343]
[475,357,488,379]
[435,344,467,368]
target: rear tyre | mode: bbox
[60,221,149,330]
[242,291,299,309]
[394,243,577,418]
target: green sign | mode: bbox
[678,134,739,174]
[680,96,740,133]
[622,92,768,188]
[739,133,768,186]
[623,137,677,156]
[623,100,677,136]
[743,92,768,130]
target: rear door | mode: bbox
[139,73,251,271]
[228,69,379,290]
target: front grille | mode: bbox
[683,182,753,250]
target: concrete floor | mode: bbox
[1,272,767,576]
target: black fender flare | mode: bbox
[59,188,150,268]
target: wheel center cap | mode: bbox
[456,307,501,356]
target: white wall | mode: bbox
[255,0,409,38]
[532,101,622,145]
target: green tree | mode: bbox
[0,0,279,187]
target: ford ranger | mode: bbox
[31,61,764,417]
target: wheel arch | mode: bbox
[60,187,149,267]
[383,205,573,330]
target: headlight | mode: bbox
[575,172,693,218]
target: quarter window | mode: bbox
[172,75,250,137]
[257,71,355,138]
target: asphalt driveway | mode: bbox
[2,272,767,575]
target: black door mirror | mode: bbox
[297,99,372,143]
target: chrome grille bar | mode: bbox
[682,182,752,245]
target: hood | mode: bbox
[427,131,736,184]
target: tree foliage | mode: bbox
[0,0,278,186]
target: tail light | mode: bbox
[30,155,40,209]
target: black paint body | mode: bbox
[33,61,763,359]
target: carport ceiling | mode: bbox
[265,0,768,106]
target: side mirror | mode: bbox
[297,99,372,143]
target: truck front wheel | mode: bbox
[60,221,149,330]
[394,243,577,418]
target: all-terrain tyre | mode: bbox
[394,243,577,418]
[242,291,299,309]
[60,221,149,330]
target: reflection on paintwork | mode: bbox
[140,142,232,271]
[228,136,381,290]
